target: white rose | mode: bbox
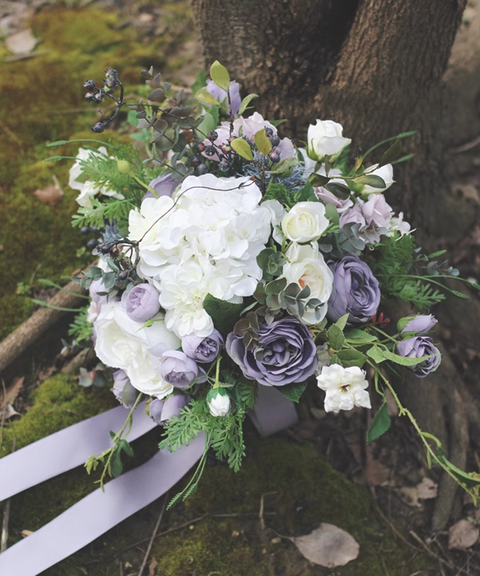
[363,163,395,193]
[94,301,179,398]
[282,201,330,243]
[307,120,351,161]
[207,389,230,417]
[317,364,371,413]
[282,243,333,324]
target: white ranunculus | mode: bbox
[307,120,351,161]
[282,201,330,243]
[207,389,231,417]
[282,243,333,324]
[362,163,395,193]
[94,301,179,398]
[317,364,371,413]
[69,147,124,207]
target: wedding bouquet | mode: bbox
[57,62,480,504]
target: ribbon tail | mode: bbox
[0,432,206,576]
[249,385,298,437]
[0,405,156,502]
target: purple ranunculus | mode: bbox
[226,316,317,387]
[206,79,241,117]
[328,253,381,324]
[160,350,201,390]
[143,173,179,200]
[401,314,438,334]
[396,336,441,378]
[149,398,165,424]
[112,370,139,408]
[182,329,224,363]
[160,394,190,423]
[121,283,160,323]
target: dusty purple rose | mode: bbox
[143,173,179,200]
[396,336,441,378]
[340,194,392,244]
[121,283,160,323]
[328,253,381,324]
[112,370,139,408]
[226,316,317,387]
[401,314,437,334]
[149,394,189,425]
[206,79,241,117]
[182,329,224,363]
[160,350,201,390]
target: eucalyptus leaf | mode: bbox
[210,60,230,92]
[325,182,351,200]
[367,402,391,443]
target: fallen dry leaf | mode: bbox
[448,519,479,550]
[364,457,390,486]
[33,175,64,206]
[2,404,20,420]
[6,28,38,54]
[291,523,359,567]
[148,557,158,576]
[21,530,34,538]
[1,376,24,407]
[400,477,438,507]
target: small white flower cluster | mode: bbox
[128,174,277,338]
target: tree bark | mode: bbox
[191,0,474,528]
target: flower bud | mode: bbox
[116,158,132,174]
[121,283,161,323]
[207,388,230,417]
[112,370,139,408]
[149,398,164,424]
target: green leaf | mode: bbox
[345,328,378,344]
[308,174,330,187]
[230,138,254,161]
[325,203,339,226]
[325,181,351,200]
[210,60,230,92]
[203,294,244,337]
[327,324,345,351]
[191,69,207,94]
[277,381,308,403]
[378,139,402,167]
[450,289,469,300]
[238,93,259,116]
[269,156,298,176]
[355,174,386,189]
[363,130,416,159]
[196,88,221,107]
[434,446,480,488]
[110,450,123,478]
[331,349,367,368]
[335,313,349,331]
[366,346,386,364]
[384,348,438,367]
[367,403,391,443]
[254,129,272,155]
[294,181,317,203]
[196,111,218,138]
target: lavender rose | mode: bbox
[149,398,165,424]
[401,314,437,334]
[112,370,139,408]
[226,316,317,387]
[328,254,381,324]
[160,350,202,390]
[121,283,160,323]
[182,329,224,363]
[396,336,441,378]
[205,79,241,117]
[143,173,179,200]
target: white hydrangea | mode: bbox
[68,147,125,208]
[316,364,371,413]
[128,174,275,338]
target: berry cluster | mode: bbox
[83,68,124,133]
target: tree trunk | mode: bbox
[191,0,476,528]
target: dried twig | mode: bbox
[409,530,457,571]
[137,493,168,576]
[259,491,277,530]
